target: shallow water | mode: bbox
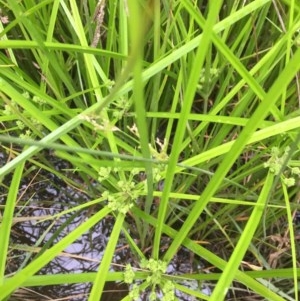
[1,153,210,300]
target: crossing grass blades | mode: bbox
[0,0,300,300]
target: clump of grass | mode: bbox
[0,0,300,300]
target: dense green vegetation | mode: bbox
[0,0,300,300]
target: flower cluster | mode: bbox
[98,167,112,182]
[197,67,220,92]
[99,168,141,214]
[149,138,169,162]
[128,284,140,300]
[140,258,168,285]
[3,92,44,139]
[104,180,139,214]
[32,95,47,106]
[264,146,300,187]
[79,113,119,132]
[161,280,176,301]
[124,259,176,301]
[112,96,132,120]
[124,264,136,284]
[264,147,288,175]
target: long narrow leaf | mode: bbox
[163,44,300,263]
[0,162,25,283]
[0,207,111,299]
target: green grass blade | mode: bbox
[0,207,111,299]
[282,180,299,301]
[0,161,25,283]
[153,0,224,260]
[132,207,286,301]
[88,213,125,301]
[210,171,274,300]
[127,0,154,244]
[163,45,300,264]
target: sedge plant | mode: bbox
[0,0,300,300]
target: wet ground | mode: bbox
[0,151,210,301]
[2,150,299,300]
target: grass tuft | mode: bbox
[0,0,300,300]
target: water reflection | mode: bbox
[1,154,208,301]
